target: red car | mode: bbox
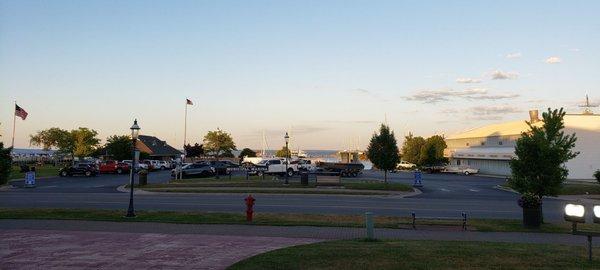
[99,160,131,174]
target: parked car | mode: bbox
[171,163,215,178]
[121,160,149,171]
[59,163,99,177]
[421,163,447,173]
[444,165,479,175]
[141,160,155,171]
[155,160,171,170]
[99,160,130,174]
[397,161,417,170]
[254,158,299,177]
[202,160,240,175]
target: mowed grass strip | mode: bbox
[142,177,413,192]
[228,240,600,270]
[1,208,599,234]
[9,165,62,180]
[502,182,600,195]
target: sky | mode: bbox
[1,0,599,150]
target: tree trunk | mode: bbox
[384,170,388,184]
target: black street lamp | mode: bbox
[126,119,140,218]
[284,132,289,185]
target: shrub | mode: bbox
[0,142,12,185]
[595,170,600,184]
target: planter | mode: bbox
[522,206,542,228]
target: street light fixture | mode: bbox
[564,203,586,223]
[563,203,600,261]
[284,132,289,185]
[126,119,140,218]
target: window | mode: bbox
[270,160,281,165]
[480,142,485,146]
[498,141,503,145]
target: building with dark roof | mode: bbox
[136,135,182,160]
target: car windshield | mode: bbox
[258,160,268,165]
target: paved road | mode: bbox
[1,170,568,221]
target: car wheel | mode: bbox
[117,168,123,174]
[60,171,68,177]
[464,171,470,176]
[161,166,166,170]
[85,171,92,177]
[257,171,264,177]
[287,169,294,177]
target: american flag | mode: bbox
[15,104,28,120]
[186,99,193,105]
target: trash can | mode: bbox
[301,172,309,186]
[138,170,148,186]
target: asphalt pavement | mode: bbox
[1,170,568,222]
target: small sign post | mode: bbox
[413,170,423,187]
[25,170,36,188]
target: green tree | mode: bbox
[419,135,448,166]
[239,148,257,159]
[30,127,100,159]
[203,129,236,160]
[367,124,400,183]
[401,133,426,165]
[0,142,12,185]
[275,146,290,158]
[105,135,132,161]
[509,108,578,215]
[184,143,204,159]
[139,151,151,160]
[30,127,74,154]
[71,128,100,158]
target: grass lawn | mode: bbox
[560,183,600,195]
[140,177,413,193]
[228,240,600,270]
[1,208,599,234]
[9,165,61,180]
[501,182,600,195]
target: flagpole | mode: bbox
[184,100,188,151]
[11,101,16,148]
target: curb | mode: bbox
[493,185,519,194]
[116,185,153,195]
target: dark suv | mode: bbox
[59,163,99,177]
[205,160,239,175]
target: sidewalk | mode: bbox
[0,219,597,247]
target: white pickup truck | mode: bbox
[254,158,299,177]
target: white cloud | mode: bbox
[568,48,580,52]
[405,88,519,103]
[506,52,522,59]
[545,56,562,64]
[470,105,521,115]
[456,78,482,84]
[490,70,519,80]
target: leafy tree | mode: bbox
[0,142,12,185]
[401,133,425,165]
[105,135,132,161]
[30,127,100,159]
[71,128,100,158]
[509,108,578,209]
[275,146,290,158]
[203,129,236,160]
[418,135,448,166]
[367,124,400,183]
[30,127,74,154]
[184,143,204,158]
[239,148,257,158]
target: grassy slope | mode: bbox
[9,165,61,180]
[228,240,600,270]
[141,177,413,192]
[2,208,599,234]
[502,182,600,195]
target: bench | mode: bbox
[409,212,468,231]
[315,173,341,186]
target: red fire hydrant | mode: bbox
[245,195,256,222]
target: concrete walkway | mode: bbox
[0,219,597,247]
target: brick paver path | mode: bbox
[0,229,318,270]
